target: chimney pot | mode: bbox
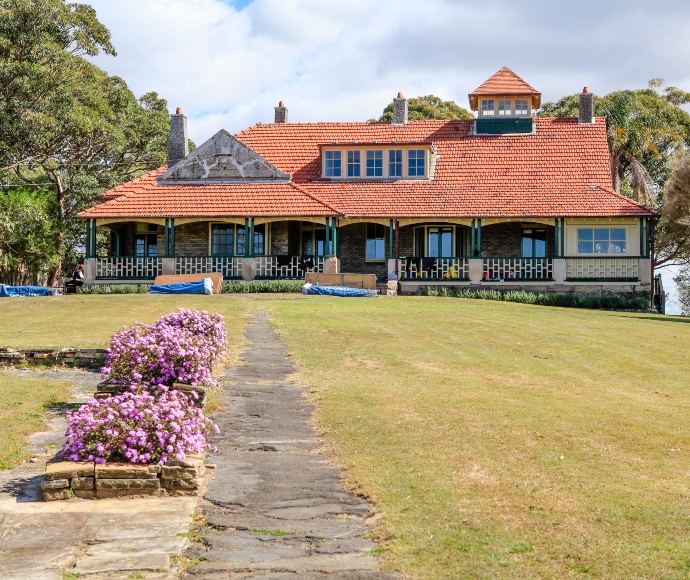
[578,89,594,124]
[274,101,288,123]
[167,110,189,167]
[392,93,408,125]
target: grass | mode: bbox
[265,296,690,579]
[0,373,71,468]
[0,294,250,349]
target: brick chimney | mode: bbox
[578,87,594,124]
[167,107,189,167]
[274,101,288,123]
[392,92,408,125]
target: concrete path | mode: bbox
[183,312,396,579]
[0,369,196,579]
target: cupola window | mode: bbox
[515,99,529,115]
[498,100,512,115]
[481,99,495,116]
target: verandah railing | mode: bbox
[566,257,639,280]
[482,257,553,280]
[175,256,242,279]
[255,255,325,278]
[95,257,162,279]
[401,257,470,280]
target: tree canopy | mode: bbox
[377,95,473,122]
[0,0,175,283]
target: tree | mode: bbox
[658,152,690,267]
[673,267,690,315]
[0,0,174,283]
[539,81,690,207]
[377,95,473,122]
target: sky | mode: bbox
[85,0,690,312]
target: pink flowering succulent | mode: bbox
[62,386,220,464]
[102,308,227,387]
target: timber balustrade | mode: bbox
[96,257,162,280]
[401,258,470,280]
[175,256,242,279]
[482,257,553,280]
[255,255,325,278]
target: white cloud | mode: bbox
[86,0,690,143]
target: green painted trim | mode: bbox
[91,219,97,258]
[566,277,640,282]
[85,220,91,258]
[333,223,338,257]
[115,232,120,257]
[476,117,534,135]
[164,219,169,257]
[645,218,650,258]
[243,218,249,256]
[389,219,394,259]
[170,219,175,257]
[477,218,482,256]
[470,219,475,256]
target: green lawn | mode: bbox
[0,373,71,468]
[2,294,690,578]
[264,297,690,579]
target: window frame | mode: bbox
[209,223,270,256]
[321,147,431,179]
[347,150,361,177]
[514,99,529,116]
[481,99,495,116]
[408,149,426,177]
[576,227,628,255]
[365,222,386,261]
[324,150,342,177]
[389,149,403,177]
[366,150,383,177]
[498,99,512,116]
[521,228,547,258]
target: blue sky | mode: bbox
[85,0,690,312]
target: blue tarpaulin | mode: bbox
[302,283,377,298]
[148,279,213,295]
[0,285,53,297]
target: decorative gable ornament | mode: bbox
[158,129,290,184]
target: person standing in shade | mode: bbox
[72,265,84,293]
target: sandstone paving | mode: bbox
[0,369,199,577]
[182,312,397,579]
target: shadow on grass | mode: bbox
[619,315,690,324]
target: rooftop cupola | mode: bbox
[468,67,541,134]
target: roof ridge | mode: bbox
[593,185,659,213]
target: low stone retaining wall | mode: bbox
[41,454,210,501]
[95,380,208,408]
[0,347,105,369]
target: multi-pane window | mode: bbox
[366,150,383,177]
[212,225,234,255]
[347,151,360,177]
[521,228,547,257]
[134,234,158,257]
[389,150,402,177]
[515,99,529,115]
[253,224,265,255]
[577,228,627,254]
[481,99,495,116]
[408,150,425,176]
[236,226,246,255]
[498,99,512,116]
[324,150,341,177]
[366,223,385,260]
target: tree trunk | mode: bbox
[610,151,622,193]
[46,171,65,286]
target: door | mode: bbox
[428,227,453,257]
[134,234,158,257]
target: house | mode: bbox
[77,67,657,298]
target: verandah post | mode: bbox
[85,220,91,258]
[164,219,169,257]
[333,219,338,256]
[476,218,482,256]
[470,219,475,256]
[170,219,175,257]
[91,219,97,258]
[249,218,255,257]
[244,218,249,256]
[389,219,394,259]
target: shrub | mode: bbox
[422,287,649,310]
[222,280,303,293]
[62,386,219,464]
[82,284,150,294]
[102,308,227,387]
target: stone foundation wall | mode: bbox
[41,455,210,501]
[0,348,105,369]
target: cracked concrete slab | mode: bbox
[183,312,396,579]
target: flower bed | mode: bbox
[45,309,226,502]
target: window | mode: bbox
[134,234,157,257]
[324,150,341,177]
[389,149,402,177]
[347,150,360,177]
[408,150,426,177]
[515,99,529,115]
[236,226,246,255]
[366,223,385,260]
[481,99,495,116]
[366,150,383,177]
[253,223,265,255]
[428,227,453,258]
[521,228,547,257]
[212,225,234,255]
[577,228,627,254]
[498,99,512,116]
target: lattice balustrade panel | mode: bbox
[483,258,553,280]
[96,257,162,279]
[175,257,241,278]
[566,258,638,279]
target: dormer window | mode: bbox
[481,99,495,116]
[515,99,529,115]
[389,150,403,177]
[408,150,425,176]
[498,100,512,115]
[324,150,341,177]
[347,151,361,177]
[366,150,383,177]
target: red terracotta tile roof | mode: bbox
[79,170,339,218]
[79,116,656,220]
[468,67,541,110]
